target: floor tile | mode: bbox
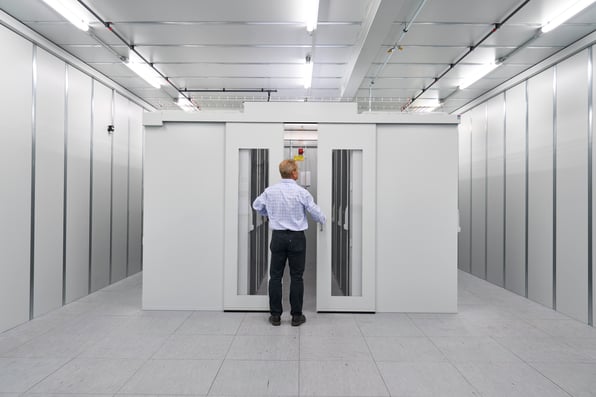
[299,360,388,396]
[153,334,233,360]
[0,358,68,393]
[366,336,447,362]
[298,313,361,337]
[176,312,244,335]
[377,362,480,396]
[111,312,190,335]
[79,333,169,359]
[454,362,570,397]
[356,313,424,337]
[531,362,596,397]
[300,335,372,361]
[227,335,298,360]
[119,359,221,395]
[56,314,132,336]
[2,331,101,359]
[493,336,593,362]
[411,318,481,337]
[561,337,596,360]
[525,318,596,338]
[237,313,300,336]
[29,358,144,394]
[209,360,298,396]
[430,336,523,363]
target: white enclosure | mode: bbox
[143,103,459,312]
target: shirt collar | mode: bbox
[281,178,297,184]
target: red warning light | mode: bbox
[298,147,304,155]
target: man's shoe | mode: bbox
[291,314,306,326]
[269,315,281,326]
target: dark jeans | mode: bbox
[269,230,306,316]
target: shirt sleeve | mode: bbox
[302,190,326,224]
[252,192,268,217]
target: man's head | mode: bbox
[279,159,299,180]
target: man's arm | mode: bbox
[302,191,326,224]
[252,192,268,217]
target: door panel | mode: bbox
[317,124,375,311]
[224,123,283,310]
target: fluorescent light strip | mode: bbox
[41,0,89,31]
[305,0,320,32]
[175,94,196,112]
[542,0,596,33]
[303,58,313,89]
[459,62,501,90]
[124,52,162,89]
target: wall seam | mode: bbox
[88,80,94,294]
[553,65,558,311]
[29,45,37,320]
[503,91,508,289]
[525,80,530,298]
[126,103,131,277]
[62,64,69,306]
[469,114,473,274]
[109,90,115,284]
[485,104,489,280]
[588,46,593,326]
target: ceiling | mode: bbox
[1,0,596,114]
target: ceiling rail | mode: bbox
[405,0,531,109]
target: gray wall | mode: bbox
[458,46,595,325]
[0,25,144,333]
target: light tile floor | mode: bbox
[1,271,596,396]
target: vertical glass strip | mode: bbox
[88,80,94,294]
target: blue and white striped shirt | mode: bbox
[252,179,326,231]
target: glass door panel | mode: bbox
[317,124,375,312]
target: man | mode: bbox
[252,159,326,326]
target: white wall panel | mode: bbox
[65,66,92,303]
[33,48,65,317]
[377,124,458,312]
[486,94,506,287]
[556,51,589,323]
[128,104,143,275]
[143,123,225,310]
[505,82,527,296]
[110,94,129,283]
[458,113,472,273]
[0,28,33,332]
[470,104,487,279]
[527,68,554,308]
[91,82,113,292]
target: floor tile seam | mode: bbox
[524,360,576,397]
[19,355,78,395]
[488,334,595,363]
[423,331,484,396]
[204,319,242,397]
[110,354,156,396]
[359,324,393,397]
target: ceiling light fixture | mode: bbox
[175,94,196,112]
[541,0,596,33]
[41,0,90,31]
[305,0,320,33]
[459,61,501,90]
[303,55,313,89]
[124,52,163,89]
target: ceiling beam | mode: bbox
[339,0,404,100]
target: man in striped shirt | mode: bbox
[253,159,326,326]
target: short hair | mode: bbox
[279,159,298,178]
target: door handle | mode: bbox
[320,223,324,232]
